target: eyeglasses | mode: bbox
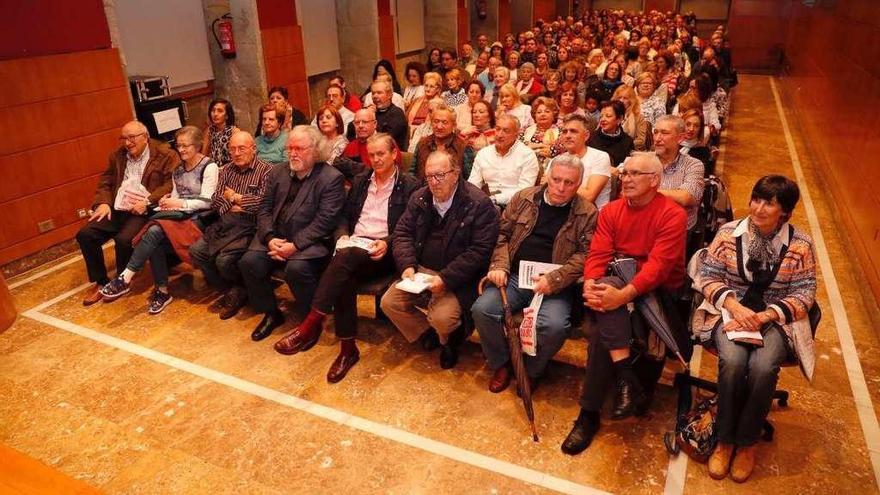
[426,169,456,183]
[354,119,376,125]
[619,169,656,179]
[176,141,195,149]
[119,132,146,143]
[229,146,251,154]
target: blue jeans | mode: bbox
[126,224,172,287]
[714,324,789,446]
[471,273,572,378]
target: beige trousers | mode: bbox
[380,267,462,344]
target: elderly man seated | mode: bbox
[467,114,539,206]
[412,105,475,180]
[270,134,419,383]
[77,120,178,305]
[472,153,598,392]
[380,151,499,369]
[652,115,705,235]
[239,126,346,342]
[562,151,688,456]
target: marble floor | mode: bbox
[2,75,879,494]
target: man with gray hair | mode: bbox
[562,151,688,456]
[468,114,539,206]
[381,150,499,369]
[77,120,178,305]
[239,125,346,342]
[514,62,544,105]
[652,114,705,231]
[369,79,409,151]
[472,153,598,392]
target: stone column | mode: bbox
[471,0,498,46]
[203,0,268,134]
[425,0,457,51]
[335,0,381,98]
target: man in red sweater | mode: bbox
[562,152,687,456]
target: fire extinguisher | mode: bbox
[212,13,236,59]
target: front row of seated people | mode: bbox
[77,119,816,483]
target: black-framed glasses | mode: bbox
[426,169,455,183]
[619,169,656,179]
[119,132,146,143]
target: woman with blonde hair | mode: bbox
[635,72,667,126]
[495,83,534,128]
[406,71,443,138]
[612,84,650,151]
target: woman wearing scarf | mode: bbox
[695,175,817,483]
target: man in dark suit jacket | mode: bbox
[272,133,420,383]
[380,150,499,369]
[77,120,178,306]
[239,126,346,342]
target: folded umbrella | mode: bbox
[479,277,539,442]
[608,258,689,369]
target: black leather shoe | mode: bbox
[561,419,600,455]
[420,329,440,351]
[251,311,284,341]
[327,348,360,383]
[220,288,247,320]
[439,344,458,369]
[611,377,647,420]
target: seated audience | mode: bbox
[268,86,309,132]
[521,96,562,167]
[441,68,468,109]
[313,84,355,133]
[271,134,419,383]
[407,72,443,137]
[468,114,540,206]
[403,61,427,111]
[472,153,598,391]
[189,131,273,320]
[329,75,362,113]
[556,82,585,125]
[100,126,219,313]
[315,105,348,164]
[459,100,497,152]
[680,109,713,171]
[239,126,346,342]
[454,80,486,130]
[342,108,379,167]
[588,100,635,166]
[612,84,650,151]
[514,62,545,105]
[562,151,687,456]
[698,175,816,483]
[635,72,667,126]
[412,106,475,179]
[202,98,238,167]
[371,80,410,151]
[486,67,511,111]
[255,103,289,165]
[381,151,499,369]
[77,121,177,305]
[362,60,405,108]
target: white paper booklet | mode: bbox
[395,273,435,294]
[518,261,563,290]
[335,236,375,252]
[721,308,764,342]
[115,179,150,211]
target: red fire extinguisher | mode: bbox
[212,13,236,59]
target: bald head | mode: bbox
[354,108,378,140]
[229,131,256,167]
[120,120,149,157]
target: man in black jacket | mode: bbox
[272,134,419,383]
[238,126,346,342]
[380,150,499,369]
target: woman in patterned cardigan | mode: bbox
[694,175,817,483]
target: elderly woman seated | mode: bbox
[695,175,817,483]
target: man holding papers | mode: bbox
[381,150,499,369]
[271,134,418,383]
[472,153,598,393]
[77,121,178,306]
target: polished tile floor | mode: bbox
[2,75,878,494]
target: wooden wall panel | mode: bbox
[457,0,469,45]
[534,0,556,22]
[498,0,512,37]
[727,0,791,70]
[644,0,677,12]
[256,1,310,116]
[1,0,111,60]
[0,45,132,265]
[781,0,880,303]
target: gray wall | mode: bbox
[470,0,498,44]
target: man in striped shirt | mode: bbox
[189,131,273,320]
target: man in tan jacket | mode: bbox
[77,121,177,305]
[471,153,598,392]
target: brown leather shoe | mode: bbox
[219,288,247,320]
[82,285,104,306]
[327,348,360,383]
[730,444,756,483]
[273,310,324,355]
[489,366,512,393]
[708,442,734,480]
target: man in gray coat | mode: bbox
[239,126,346,342]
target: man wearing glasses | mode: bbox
[77,121,178,306]
[381,151,499,369]
[562,151,687,456]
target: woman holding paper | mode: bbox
[695,175,817,483]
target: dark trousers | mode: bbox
[239,250,327,315]
[715,324,788,446]
[75,211,148,285]
[311,247,394,338]
[595,276,633,350]
[188,238,246,290]
[127,224,172,287]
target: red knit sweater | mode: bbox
[583,193,687,294]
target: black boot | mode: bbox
[611,358,647,420]
[561,409,600,455]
